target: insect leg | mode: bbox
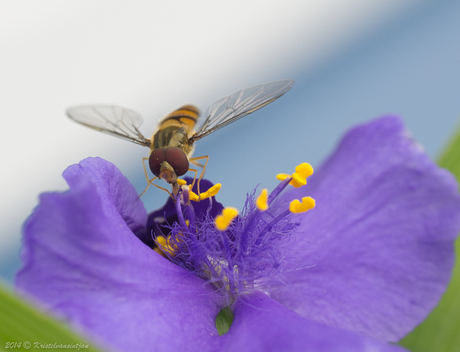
[139,157,152,197]
[141,157,173,199]
[189,155,209,196]
[190,159,205,168]
[187,167,198,201]
[149,181,173,199]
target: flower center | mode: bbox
[153,163,316,302]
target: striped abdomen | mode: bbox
[151,105,200,151]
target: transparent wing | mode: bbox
[66,105,151,147]
[190,79,294,142]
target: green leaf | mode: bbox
[0,282,103,352]
[215,306,234,336]
[399,124,460,352]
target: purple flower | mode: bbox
[16,116,460,352]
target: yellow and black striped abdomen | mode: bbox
[151,105,200,151]
[157,105,199,135]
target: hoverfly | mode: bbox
[67,79,294,198]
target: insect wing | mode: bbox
[67,105,150,147]
[190,79,294,142]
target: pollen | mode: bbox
[189,191,200,202]
[256,188,269,211]
[215,207,239,231]
[190,183,222,201]
[154,235,178,256]
[276,163,314,188]
[289,196,316,213]
[201,183,222,199]
[177,179,187,186]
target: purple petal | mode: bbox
[266,116,460,342]
[16,157,226,352]
[220,292,407,352]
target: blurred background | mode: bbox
[1,0,460,283]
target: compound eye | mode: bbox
[149,148,166,176]
[165,147,189,176]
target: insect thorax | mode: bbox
[151,126,193,153]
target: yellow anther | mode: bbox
[291,173,307,187]
[177,179,187,186]
[215,207,239,231]
[189,191,200,202]
[155,235,178,256]
[156,235,167,247]
[276,163,314,188]
[201,183,222,200]
[276,173,290,181]
[154,236,168,257]
[256,188,269,211]
[190,183,222,202]
[289,197,316,214]
[295,163,314,179]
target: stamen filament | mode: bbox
[175,193,187,227]
[185,204,196,233]
[257,209,291,244]
[239,207,261,254]
[267,177,291,206]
